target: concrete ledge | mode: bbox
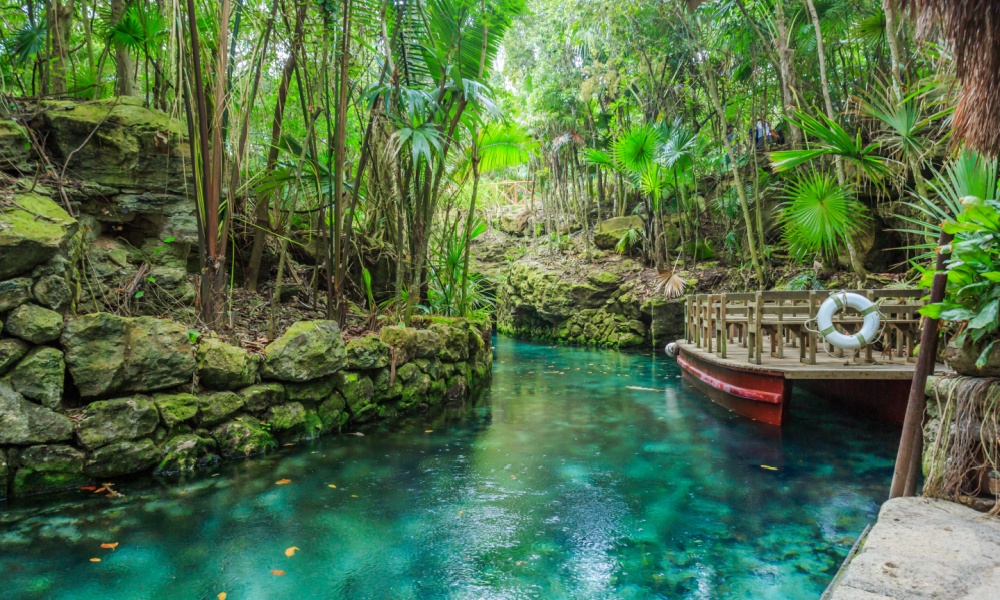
[829,497,1000,599]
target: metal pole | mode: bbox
[889,231,953,499]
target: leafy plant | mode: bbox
[777,170,869,260]
[615,227,643,254]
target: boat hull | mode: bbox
[677,349,791,426]
[798,379,910,424]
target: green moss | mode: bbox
[153,393,199,428]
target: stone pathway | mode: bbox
[829,497,1000,599]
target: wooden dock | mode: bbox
[675,290,925,426]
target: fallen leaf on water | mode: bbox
[285,546,300,557]
[282,443,296,447]
[276,479,291,485]
[94,487,106,494]
[626,386,664,392]
[424,430,433,433]
[218,594,227,600]
[327,484,337,489]
[510,475,517,479]
[80,486,96,492]
[89,558,101,563]
[100,542,118,550]
[516,561,528,566]
[271,569,286,576]
[457,510,464,518]
[351,495,359,498]
[761,465,778,471]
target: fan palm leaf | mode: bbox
[778,170,869,257]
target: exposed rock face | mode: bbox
[594,215,644,250]
[62,313,195,398]
[0,382,73,444]
[0,192,78,279]
[9,347,65,409]
[196,337,259,390]
[6,303,64,343]
[198,391,245,427]
[380,326,442,363]
[261,320,347,382]
[75,396,159,449]
[239,383,286,413]
[641,298,686,345]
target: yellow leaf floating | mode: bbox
[89,558,101,563]
[424,430,433,433]
[327,484,337,489]
[271,569,286,577]
[761,465,779,471]
[351,495,359,498]
[218,594,227,600]
[285,546,300,558]
[457,510,464,518]
[100,542,119,550]
[276,479,291,485]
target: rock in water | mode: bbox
[61,313,196,398]
[74,396,159,449]
[10,444,87,496]
[85,438,159,477]
[0,382,73,444]
[260,320,347,382]
[0,192,79,279]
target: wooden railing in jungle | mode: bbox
[683,289,927,366]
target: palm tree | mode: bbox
[777,170,870,265]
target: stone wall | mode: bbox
[496,259,684,349]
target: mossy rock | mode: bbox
[395,362,421,383]
[346,334,391,370]
[238,383,286,413]
[586,270,622,287]
[62,313,196,398]
[153,393,199,428]
[263,402,306,432]
[0,192,79,279]
[594,215,643,250]
[11,444,87,496]
[85,438,159,477]
[414,357,443,380]
[197,391,245,427]
[196,337,259,390]
[283,375,339,402]
[339,372,376,422]
[261,320,347,382]
[5,303,64,344]
[0,278,32,312]
[212,416,275,458]
[32,274,73,311]
[318,392,348,430]
[444,377,469,403]
[0,382,73,444]
[0,118,31,170]
[372,368,402,402]
[75,396,159,449]
[9,347,65,409]
[156,433,216,474]
[380,326,442,363]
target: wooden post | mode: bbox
[808,291,818,365]
[889,231,953,499]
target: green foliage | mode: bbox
[769,111,893,183]
[777,171,869,258]
[615,227,643,255]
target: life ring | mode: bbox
[665,342,679,358]
[816,292,880,350]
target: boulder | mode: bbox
[260,320,347,382]
[6,303,64,343]
[346,334,391,369]
[156,434,216,473]
[0,337,30,375]
[372,367,402,403]
[0,278,32,312]
[283,375,339,402]
[153,393,199,428]
[196,337,259,390]
[263,402,306,432]
[62,313,196,398]
[238,383,286,413]
[212,416,275,457]
[10,444,86,496]
[9,347,65,409]
[340,372,376,422]
[197,391,245,427]
[0,382,73,444]
[429,321,470,362]
[31,274,73,311]
[0,118,31,170]
[0,192,78,279]
[380,326,442,363]
[75,396,159,449]
[85,438,159,477]
[318,392,348,430]
[594,215,644,250]
[944,338,1000,377]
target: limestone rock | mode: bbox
[594,215,644,250]
[318,392,348,430]
[212,416,275,457]
[197,391,245,427]
[32,274,72,311]
[156,434,216,473]
[263,402,306,432]
[380,326,442,363]
[0,278,32,312]
[346,334,391,370]
[85,438,159,477]
[196,337,259,390]
[372,367,402,403]
[429,320,470,362]
[0,337,30,375]
[0,382,73,444]
[261,320,347,382]
[62,313,196,398]
[0,118,31,170]
[5,303,64,343]
[641,297,685,344]
[0,192,78,279]
[945,338,1000,378]
[238,383,286,413]
[283,375,339,402]
[11,444,86,496]
[153,393,199,428]
[9,347,65,409]
[75,396,159,449]
[340,372,376,422]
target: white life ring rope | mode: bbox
[806,291,883,351]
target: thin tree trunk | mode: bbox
[111,0,135,96]
[50,0,74,94]
[774,0,802,146]
[882,0,904,100]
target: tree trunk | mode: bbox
[111,0,135,96]
[50,0,74,94]
[882,0,904,100]
[774,0,802,146]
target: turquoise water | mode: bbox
[0,336,898,599]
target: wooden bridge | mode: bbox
[674,289,926,426]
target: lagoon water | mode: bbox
[0,336,898,599]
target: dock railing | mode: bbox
[683,289,926,366]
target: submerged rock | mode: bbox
[0,382,73,444]
[75,396,159,449]
[196,337,259,390]
[346,334,391,369]
[11,444,86,496]
[0,192,78,279]
[260,320,347,382]
[5,303,64,344]
[9,347,65,409]
[156,434,216,473]
[85,438,159,477]
[62,313,195,398]
[212,416,275,457]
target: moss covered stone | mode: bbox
[380,326,442,363]
[340,372,376,422]
[0,278,32,312]
[9,347,65,409]
[0,382,73,444]
[6,303,64,344]
[197,391,245,427]
[32,275,73,311]
[0,337,29,375]
[75,396,159,449]
[0,192,79,279]
[261,320,347,382]
[11,444,86,496]
[346,334,391,369]
[429,320,470,362]
[284,375,339,402]
[196,337,259,390]
[372,367,402,403]
[593,215,643,250]
[212,415,275,457]
[156,434,216,473]
[239,383,286,413]
[153,393,199,428]
[62,313,196,398]
[0,118,31,170]
[263,402,306,432]
[85,438,159,477]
